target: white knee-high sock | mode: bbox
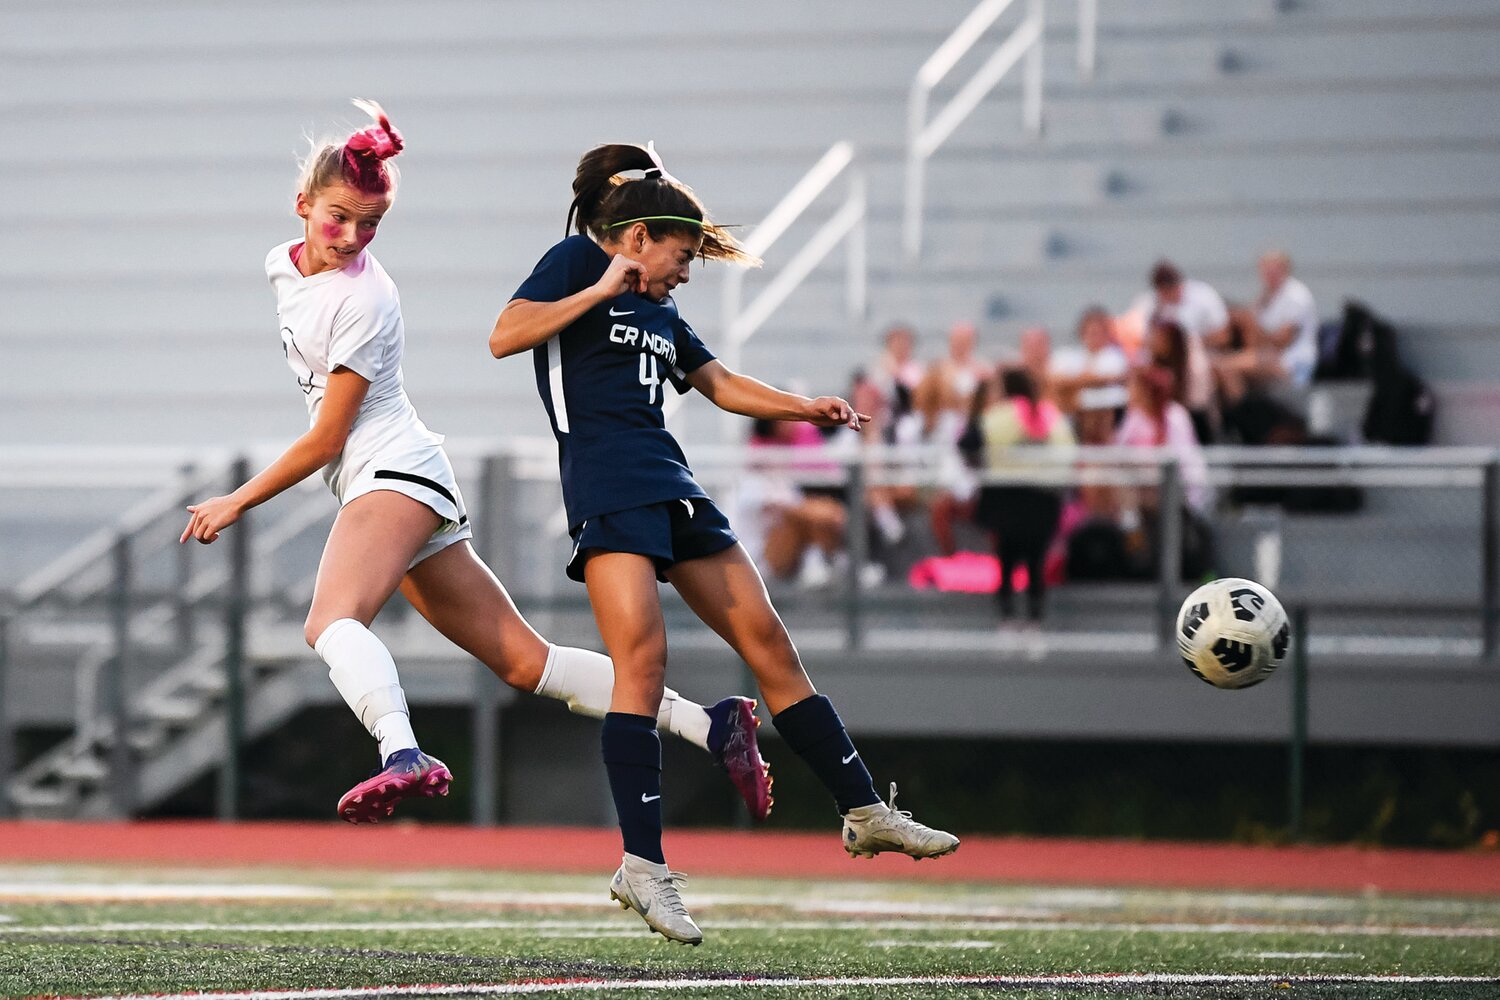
[534,644,712,752]
[314,618,418,761]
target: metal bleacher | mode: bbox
[5,0,1499,448]
[3,0,1499,819]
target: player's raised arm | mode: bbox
[685,360,871,431]
[180,369,369,544]
[489,254,648,359]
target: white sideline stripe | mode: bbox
[60,973,1500,999]
[4,917,1498,939]
[868,939,998,949]
[4,875,1492,918]
[432,891,758,908]
[1248,952,1365,960]
[533,930,650,939]
[799,900,1059,919]
[0,882,331,901]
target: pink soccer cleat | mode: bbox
[337,748,452,824]
[706,697,774,822]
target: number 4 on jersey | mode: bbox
[639,353,661,404]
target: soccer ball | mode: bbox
[1176,577,1290,689]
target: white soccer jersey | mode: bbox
[266,240,467,543]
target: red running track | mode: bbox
[0,821,1495,897]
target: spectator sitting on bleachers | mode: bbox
[915,321,992,556]
[849,367,916,548]
[873,323,925,445]
[738,418,849,589]
[1215,250,1320,405]
[1115,365,1213,517]
[1019,326,1054,405]
[1129,260,1227,443]
[1049,306,1129,445]
[971,367,1076,622]
[915,321,991,442]
[1146,317,1193,412]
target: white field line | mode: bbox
[532,930,651,939]
[435,892,1061,920]
[431,891,761,908]
[3,917,1499,940]
[794,900,1060,919]
[0,882,332,901]
[59,973,1500,1000]
[1247,952,1365,960]
[5,874,1497,919]
[868,939,998,949]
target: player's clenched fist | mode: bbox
[803,395,872,431]
[180,494,244,544]
[594,254,648,298]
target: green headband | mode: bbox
[605,215,705,230]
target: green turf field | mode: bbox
[1,863,1497,999]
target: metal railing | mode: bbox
[904,0,1046,261]
[0,450,333,820]
[903,0,1102,260]
[5,441,1497,821]
[1077,0,1098,82]
[710,141,867,434]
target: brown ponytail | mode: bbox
[566,143,760,267]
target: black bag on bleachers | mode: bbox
[1355,305,1435,446]
[1318,299,1393,380]
[1221,390,1306,446]
[1065,518,1135,581]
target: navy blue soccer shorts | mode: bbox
[566,496,739,583]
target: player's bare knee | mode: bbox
[488,640,547,691]
[305,609,374,649]
[303,615,329,649]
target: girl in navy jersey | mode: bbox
[493,143,958,945]
[181,104,770,827]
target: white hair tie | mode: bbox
[644,140,683,186]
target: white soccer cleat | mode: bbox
[608,853,703,945]
[842,782,960,861]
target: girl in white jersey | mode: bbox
[181,101,772,824]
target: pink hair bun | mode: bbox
[340,99,403,193]
[346,119,403,161]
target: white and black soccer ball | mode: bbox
[1176,578,1290,690]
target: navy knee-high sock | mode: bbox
[772,694,880,814]
[601,712,664,864]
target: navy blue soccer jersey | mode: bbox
[512,235,717,529]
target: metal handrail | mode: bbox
[12,463,222,609]
[903,0,1046,261]
[708,141,867,424]
[1077,0,1098,82]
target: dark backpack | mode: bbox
[1363,365,1435,446]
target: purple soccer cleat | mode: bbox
[706,696,773,822]
[337,748,452,824]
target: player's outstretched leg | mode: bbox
[537,646,772,821]
[771,694,958,861]
[705,696,774,822]
[307,493,454,824]
[335,746,452,824]
[667,544,958,860]
[400,541,772,821]
[840,782,960,861]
